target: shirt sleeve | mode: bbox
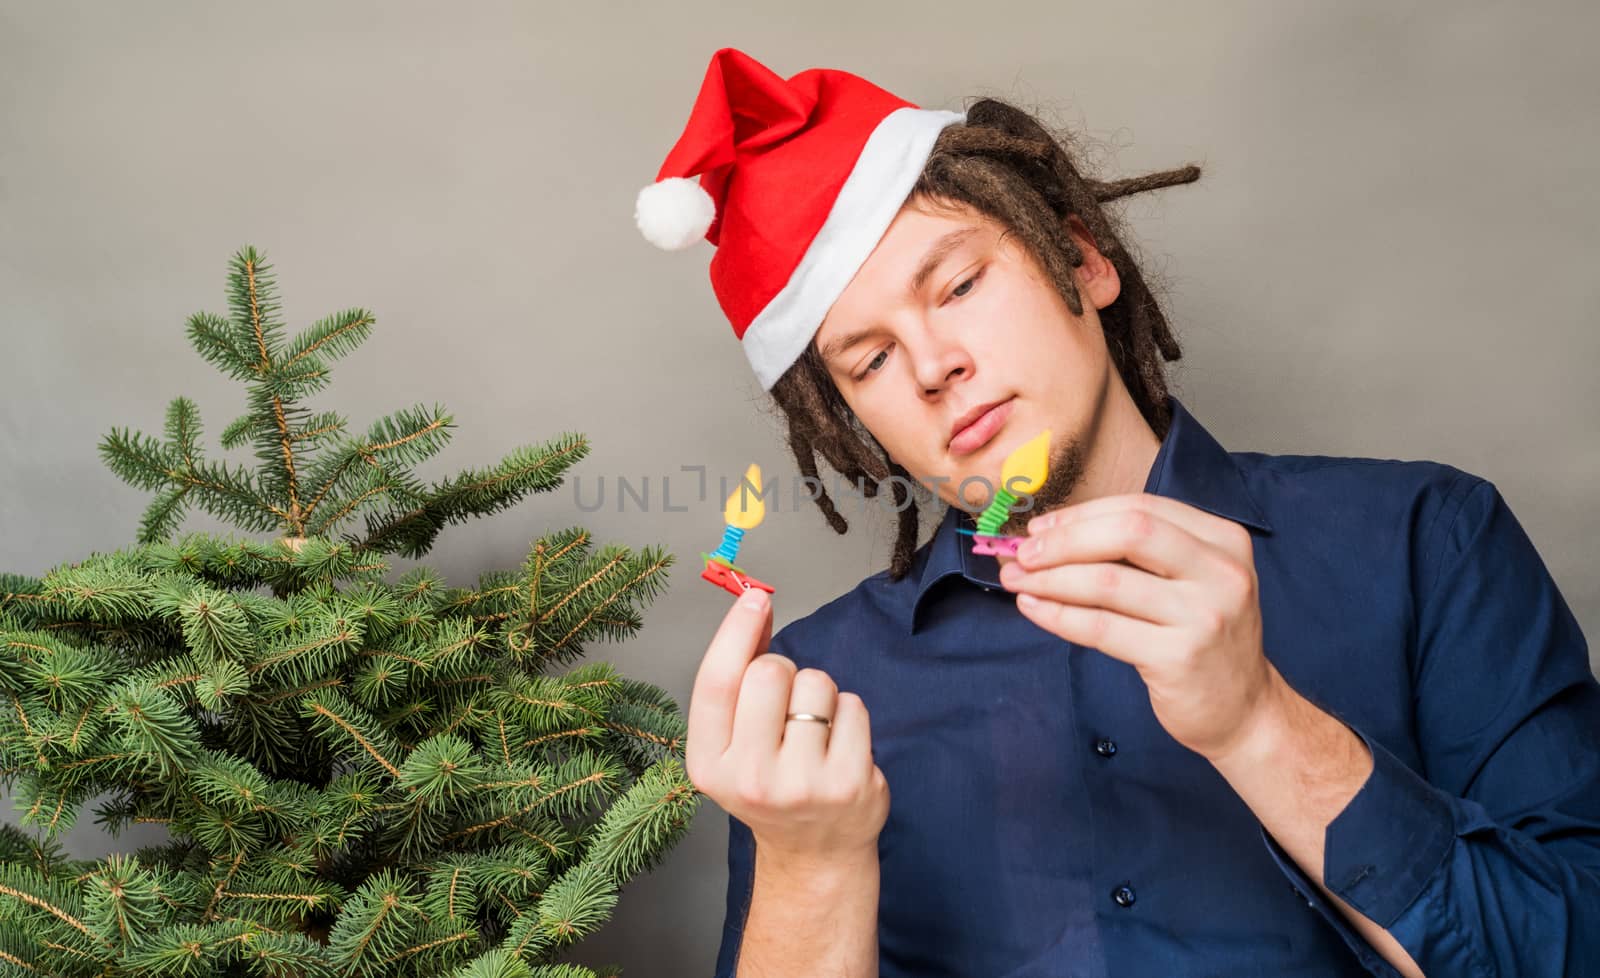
[712,811,758,978]
[1264,474,1600,977]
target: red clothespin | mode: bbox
[701,555,776,598]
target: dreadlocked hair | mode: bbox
[767,97,1199,582]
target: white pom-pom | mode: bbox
[634,176,716,250]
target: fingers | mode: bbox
[1002,559,1193,626]
[1018,507,1215,580]
[754,591,772,656]
[730,649,800,758]
[1029,493,1253,558]
[687,587,877,834]
[822,691,877,786]
[1015,593,1168,659]
[776,667,838,763]
[686,589,773,768]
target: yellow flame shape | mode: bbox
[999,429,1052,497]
[723,463,766,529]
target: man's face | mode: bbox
[813,197,1123,519]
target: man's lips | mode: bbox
[948,398,1014,457]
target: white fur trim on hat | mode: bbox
[635,176,717,251]
[740,107,966,390]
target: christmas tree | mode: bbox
[0,247,692,978]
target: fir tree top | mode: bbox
[0,247,687,978]
[99,245,586,557]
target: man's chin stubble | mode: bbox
[996,438,1089,536]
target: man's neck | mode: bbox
[1082,393,1163,503]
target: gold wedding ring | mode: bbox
[785,712,832,726]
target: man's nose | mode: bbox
[911,330,975,395]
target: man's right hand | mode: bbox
[685,587,890,866]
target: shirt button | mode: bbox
[1112,883,1137,908]
[1095,738,1118,758]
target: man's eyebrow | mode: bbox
[817,326,878,368]
[908,226,980,298]
[817,226,981,367]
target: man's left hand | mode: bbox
[998,492,1287,762]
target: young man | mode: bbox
[639,48,1600,977]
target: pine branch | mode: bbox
[324,869,421,972]
[120,920,254,977]
[376,921,480,972]
[248,605,364,683]
[208,876,345,933]
[81,855,169,954]
[419,855,480,927]
[99,428,182,493]
[289,411,348,449]
[105,681,202,780]
[36,563,155,625]
[226,247,283,374]
[356,435,589,558]
[358,404,454,469]
[218,411,255,450]
[283,309,375,371]
[0,863,102,945]
[581,758,699,883]
[162,398,203,470]
[528,862,615,948]
[446,947,542,978]
[173,584,255,662]
[530,967,603,978]
[185,310,255,383]
[229,930,338,978]
[164,459,281,539]
[396,734,483,809]
[139,488,191,544]
[299,689,403,778]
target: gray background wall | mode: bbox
[2,1,1595,974]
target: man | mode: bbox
[637,48,1600,977]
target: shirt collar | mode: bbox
[907,395,1273,633]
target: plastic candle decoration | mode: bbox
[962,428,1052,556]
[701,463,777,597]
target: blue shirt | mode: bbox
[712,395,1600,978]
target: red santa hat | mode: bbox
[635,48,964,390]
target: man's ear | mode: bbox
[1066,214,1121,310]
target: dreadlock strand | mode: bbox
[788,423,851,534]
[1089,166,1202,202]
[884,459,922,580]
[931,126,1054,167]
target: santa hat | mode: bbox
[635,48,964,390]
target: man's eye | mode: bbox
[855,347,891,381]
[945,268,984,304]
